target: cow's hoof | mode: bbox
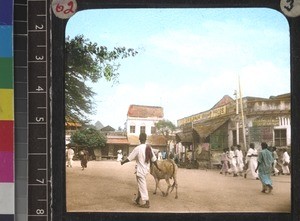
[153,192,156,195]
[162,192,166,197]
[175,196,178,199]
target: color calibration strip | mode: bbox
[0,0,15,220]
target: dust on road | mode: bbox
[66,160,291,213]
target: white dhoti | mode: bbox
[136,175,149,201]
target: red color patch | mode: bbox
[0,120,14,152]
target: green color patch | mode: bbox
[0,58,13,89]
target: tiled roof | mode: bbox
[106,137,129,144]
[100,125,115,131]
[127,105,164,118]
[211,95,234,109]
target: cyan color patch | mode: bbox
[0,26,13,57]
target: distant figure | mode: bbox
[220,148,229,175]
[121,133,161,208]
[281,148,290,175]
[79,148,89,170]
[244,143,259,180]
[162,150,167,159]
[157,151,163,160]
[271,146,280,176]
[255,142,274,193]
[66,144,74,168]
[236,145,244,176]
[228,146,238,177]
[117,150,123,162]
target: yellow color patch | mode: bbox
[0,89,14,120]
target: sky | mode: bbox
[66,8,290,129]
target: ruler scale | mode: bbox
[27,0,50,220]
[14,0,28,220]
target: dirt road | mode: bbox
[66,160,291,213]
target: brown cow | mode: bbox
[150,159,178,199]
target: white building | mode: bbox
[126,104,164,136]
[125,105,167,152]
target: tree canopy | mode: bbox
[71,128,107,149]
[65,35,138,124]
[155,119,176,139]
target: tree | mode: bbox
[155,119,177,155]
[71,128,107,156]
[65,35,138,124]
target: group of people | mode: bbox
[66,144,89,170]
[220,142,290,193]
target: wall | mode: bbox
[126,117,161,136]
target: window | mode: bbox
[130,125,135,133]
[274,129,287,146]
[140,126,146,134]
[151,126,156,134]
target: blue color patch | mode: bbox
[0,0,13,25]
[0,26,13,57]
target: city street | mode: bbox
[66,160,291,213]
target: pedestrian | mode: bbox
[121,132,161,208]
[271,146,280,176]
[228,146,238,177]
[220,148,229,175]
[79,148,89,170]
[244,143,259,180]
[255,142,274,193]
[281,148,290,175]
[66,144,74,168]
[117,149,123,162]
[236,145,244,176]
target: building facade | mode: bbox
[126,104,167,153]
[176,93,291,167]
[126,104,164,136]
[99,105,167,159]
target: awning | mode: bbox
[193,117,229,138]
[147,135,167,146]
[106,137,129,145]
[176,131,193,143]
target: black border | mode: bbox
[51,0,300,220]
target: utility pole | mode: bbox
[238,75,247,151]
[235,89,239,146]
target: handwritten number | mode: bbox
[55,1,74,14]
[64,1,75,14]
[284,0,294,11]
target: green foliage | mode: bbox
[71,128,107,149]
[65,35,138,124]
[155,119,176,138]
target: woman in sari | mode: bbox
[255,142,274,193]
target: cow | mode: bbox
[150,159,178,199]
